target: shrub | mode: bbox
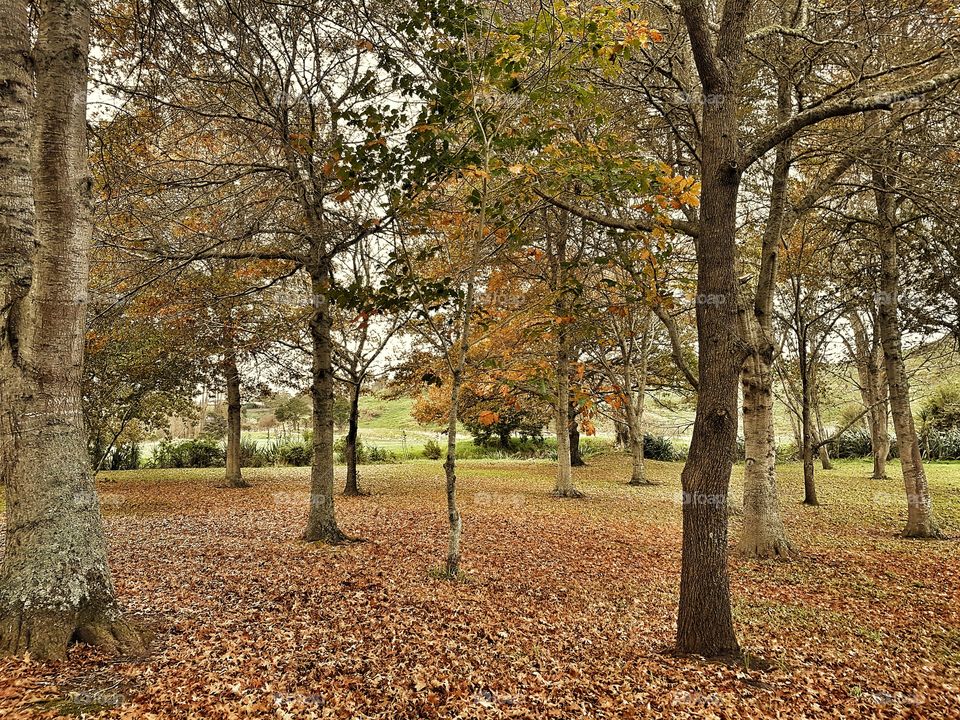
[260,439,284,465]
[921,429,960,461]
[422,439,443,460]
[919,385,960,434]
[455,436,610,461]
[918,386,960,460]
[334,437,397,464]
[825,430,900,460]
[239,437,272,468]
[828,429,874,459]
[334,436,361,464]
[151,438,225,468]
[102,442,142,471]
[643,434,677,461]
[277,442,312,466]
[367,444,394,463]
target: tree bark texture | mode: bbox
[739,153,792,555]
[674,0,749,658]
[872,170,941,538]
[0,0,146,660]
[302,259,346,543]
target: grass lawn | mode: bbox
[1,456,958,718]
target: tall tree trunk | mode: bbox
[811,366,833,470]
[848,310,890,478]
[568,398,585,467]
[443,278,475,577]
[625,398,647,485]
[343,380,361,496]
[554,321,580,495]
[799,325,818,505]
[443,369,464,577]
[223,349,248,488]
[739,121,792,558]
[302,259,346,543]
[0,0,146,660]
[740,350,793,555]
[551,211,582,498]
[872,171,941,538]
[626,312,651,485]
[674,0,748,657]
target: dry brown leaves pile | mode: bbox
[1,456,958,718]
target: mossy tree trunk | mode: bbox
[0,0,146,660]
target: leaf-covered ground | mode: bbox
[2,456,959,718]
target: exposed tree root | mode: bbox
[0,608,150,661]
[667,646,774,671]
[738,539,794,561]
[902,526,946,540]
[302,523,366,545]
[552,488,586,499]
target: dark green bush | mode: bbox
[825,429,900,460]
[334,436,397,464]
[367,444,392,462]
[102,442,142,471]
[921,429,960,461]
[151,438,225,468]
[458,436,609,461]
[239,437,271,468]
[828,429,873,458]
[643,434,677,461]
[422,439,443,460]
[276,442,312,466]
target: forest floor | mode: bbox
[1,456,959,718]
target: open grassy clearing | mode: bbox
[1,456,958,718]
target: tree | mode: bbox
[585,269,658,485]
[331,239,407,496]
[83,291,201,472]
[871,162,942,538]
[98,0,413,543]
[0,0,146,659]
[774,224,847,506]
[541,0,960,657]
[547,207,585,498]
[844,305,891,479]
